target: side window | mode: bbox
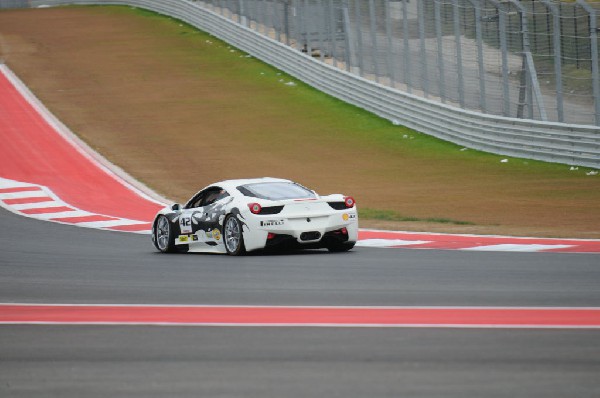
[186,187,229,209]
[202,188,229,206]
[186,190,208,209]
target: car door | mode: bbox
[180,187,231,246]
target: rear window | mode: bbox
[237,182,316,201]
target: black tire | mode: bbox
[327,242,356,253]
[153,215,176,253]
[224,214,246,256]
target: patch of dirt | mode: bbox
[1,6,599,238]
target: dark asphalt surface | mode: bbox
[1,208,600,397]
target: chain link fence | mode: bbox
[191,0,600,127]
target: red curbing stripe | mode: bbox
[0,305,599,328]
[3,196,54,205]
[21,206,74,215]
[0,186,42,194]
[51,215,119,223]
[358,230,600,253]
[107,223,153,232]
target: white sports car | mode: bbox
[151,177,358,255]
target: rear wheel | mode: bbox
[154,215,175,253]
[224,215,246,256]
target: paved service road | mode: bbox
[1,208,600,397]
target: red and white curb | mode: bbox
[0,177,151,233]
[356,230,600,253]
[1,303,599,329]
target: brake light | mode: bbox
[248,203,262,214]
[344,196,355,208]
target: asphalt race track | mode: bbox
[2,208,600,397]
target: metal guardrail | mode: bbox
[10,0,600,168]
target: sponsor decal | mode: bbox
[178,235,189,242]
[192,235,199,241]
[212,228,221,241]
[260,220,284,227]
[343,213,357,221]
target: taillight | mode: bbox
[344,196,355,208]
[248,203,262,214]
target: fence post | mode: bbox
[577,0,600,126]
[487,0,511,117]
[402,0,412,94]
[467,0,486,113]
[368,0,379,83]
[238,0,247,26]
[302,0,310,54]
[317,0,325,62]
[384,0,395,87]
[417,0,428,98]
[292,0,300,49]
[274,0,282,42]
[503,0,547,121]
[435,0,446,103]
[452,0,465,108]
[539,0,564,123]
[354,0,364,77]
[328,0,337,67]
[342,2,352,72]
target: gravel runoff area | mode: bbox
[0,6,599,238]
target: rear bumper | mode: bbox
[242,209,359,252]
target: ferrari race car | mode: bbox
[151,177,358,255]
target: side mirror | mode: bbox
[171,203,182,211]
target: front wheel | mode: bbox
[154,215,175,253]
[224,215,246,256]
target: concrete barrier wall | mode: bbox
[21,0,600,168]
